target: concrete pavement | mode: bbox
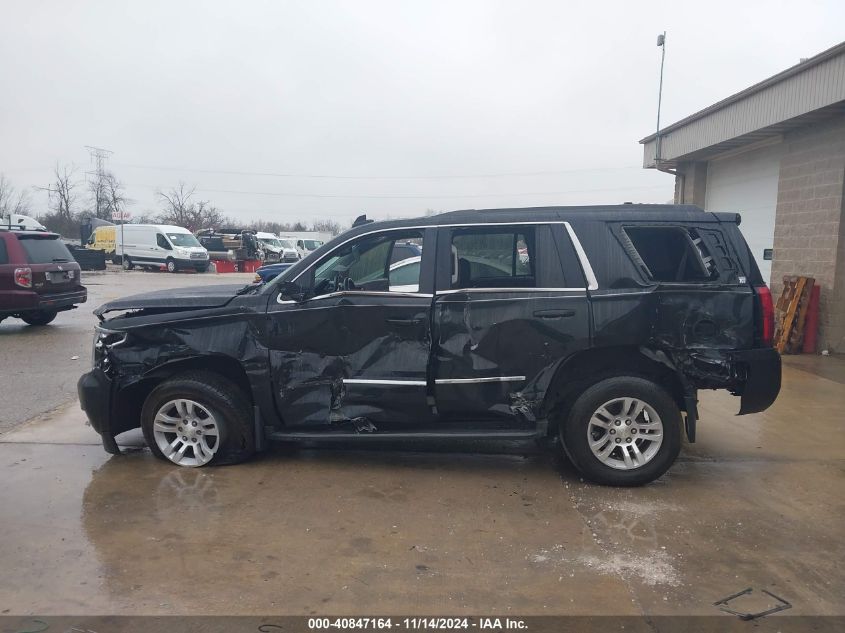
[0,355,843,616]
[0,269,255,432]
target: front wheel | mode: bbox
[21,310,58,326]
[559,376,681,486]
[141,372,255,467]
[166,258,177,273]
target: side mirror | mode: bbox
[280,280,307,302]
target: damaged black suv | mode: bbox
[78,205,780,485]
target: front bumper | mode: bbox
[733,347,782,415]
[175,257,208,270]
[77,369,120,453]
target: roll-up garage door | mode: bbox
[705,143,783,283]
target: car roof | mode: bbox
[0,228,60,238]
[335,204,716,240]
[261,204,724,293]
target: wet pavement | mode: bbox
[0,353,843,616]
[0,269,256,432]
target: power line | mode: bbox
[112,162,644,180]
[125,181,670,200]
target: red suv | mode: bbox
[0,228,87,326]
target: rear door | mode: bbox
[431,223,592,425]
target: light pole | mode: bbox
[655,32,667,164]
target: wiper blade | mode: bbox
[236,283,261,296]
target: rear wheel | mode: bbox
[141,372,255,467]
[166,258,177,273]
[559,376,681,486]
[122,256,134,270]
[21,310,58,326]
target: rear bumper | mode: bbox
[0,288,87,315]
[733,347,781,415]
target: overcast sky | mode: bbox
[1,0,843,226]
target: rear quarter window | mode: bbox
[19,237,74,264]
[0,238,8,264]
[622,226,718,283]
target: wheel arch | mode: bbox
[543,345,687,436]
[112,354,255,436]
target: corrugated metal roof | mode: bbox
[640,41,845,167]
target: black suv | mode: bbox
[78,205,780,485]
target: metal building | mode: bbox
[640,41,845,352]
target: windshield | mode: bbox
[303,240,323,250]
[167,233,201,247]
[19,236,73,263]
[260,238,282,248]
[279,239,295,249]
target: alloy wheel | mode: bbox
[586,397,664,470]
[152,399,220,467]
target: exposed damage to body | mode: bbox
[78,204,780,485]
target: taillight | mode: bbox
[755,285,774,347]
[14,267,32,288]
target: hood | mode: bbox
[94,283,245,318]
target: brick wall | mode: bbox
[771,114,845,352]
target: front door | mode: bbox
[431,223,591,426]
[266,227,436,430]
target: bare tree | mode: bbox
[104,173,131,222]
[311,219,342,236]
[38,163,79,220]
[157,183,225,232]
[88,171,109,220]
[0,174,32,217]
[157,182,196,227]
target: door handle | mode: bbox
[386,318,423,326]
[533,309,575,318]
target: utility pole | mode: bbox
[655,32,667,164]
[84,146,119,260]
[84,145,113,218]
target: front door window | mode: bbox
[313,231,424,295]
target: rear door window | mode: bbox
[18,237,73,264]
[623,226,717,283]
[0,239,7,264]
[450,227,535,289]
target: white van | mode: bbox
[115,224,209,273]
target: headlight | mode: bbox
[92,326,128,371]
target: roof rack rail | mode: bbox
[0,224,49,232]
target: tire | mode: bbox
[112,255,122,265]
[166,258,177,273]
[123,256,134,270]
[21,309,58,326]
[141,371,255,467]
[559,376,681,486]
